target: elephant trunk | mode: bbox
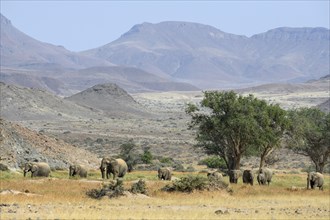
[24,170,27,177]
[100,167,105,179]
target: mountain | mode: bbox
[0,13,112,70]
[0,14,198,95]
[83,21,330,88]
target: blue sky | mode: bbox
[1,1,329,52]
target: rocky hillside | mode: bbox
[84,22,329,88]
[0,82,102,121]
[0,118,100,170]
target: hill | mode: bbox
[0,82,102,121]
[66,83,153,117]
[0,118,100,170]
[84,22,329,89]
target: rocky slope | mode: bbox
[0,118,100,170]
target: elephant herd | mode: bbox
[208,168,324,190]
[22,159,172,181]
[22,161,324,190]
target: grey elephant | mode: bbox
[242,169,254,185]
[158,167,172,180]
[229,169,241,183]
[257,168,273,185]
[69,164,88,178]
[307,172,324,190]
[23,162,50,178]
[207,171,223,180]
[100,158,128,179]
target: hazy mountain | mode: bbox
[0,14,198,95]
[0,13,112,70]
[60,66,199,94]
[84,21,329,88]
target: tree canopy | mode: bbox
[287,108,330,173]
[186,91,288,175]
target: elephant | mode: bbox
[100,158,128,180]
[69,164,87,178]
[257,168,273,185]
[307,172,324,190]
[158,167,172,180]
[23,162,50,178]
[228,169,241,183]
[242,169,254,185]
[207,171,223,180]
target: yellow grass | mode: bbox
[1,171,329,219]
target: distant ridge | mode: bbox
[84,22,329,89]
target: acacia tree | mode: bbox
[254,101,289,170]
[186,91,288,178]
[287,108,330,173]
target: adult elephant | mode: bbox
[229,170,241,184]
[257,168,273,186]
[69,164,88,178]
[100,158,128,180]
[242,169,254,185]
[158,167,172,180]
[23,162,50,178]
[307,172,324,190]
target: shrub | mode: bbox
[130,179,148,195]
[162,175,207,193]
[86,179,124,199]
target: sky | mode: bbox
[1,1,329,52]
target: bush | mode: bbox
[130,179,148,195]
[162,175,207,193]
[162,175,229,193]
[86,179,124,199]
[199,156,226,169]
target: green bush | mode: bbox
[199,156,226,169]
[130,179,148,195]
[86,179,124,199]
[162,175,207,193]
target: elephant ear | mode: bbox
[110,159,118,166]
[31,165,38,172]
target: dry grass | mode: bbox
[1,171,329,219]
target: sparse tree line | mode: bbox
[186,91,329,178]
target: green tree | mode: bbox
[287,108,330,173]
[186,91,288,178]
[140,147,153,164]
[119,139,139,172]
[253,101,289,169]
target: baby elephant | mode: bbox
[69,164,88,178]
[242,169,254,185]
[257,168,273,186]
[158,167,172,180]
